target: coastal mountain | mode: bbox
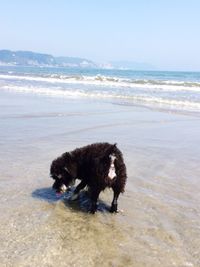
[0,50,96,68]
[0,50,155,70]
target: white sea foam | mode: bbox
[2,84,200,112]
[1,74,200,92]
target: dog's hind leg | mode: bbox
[89,188,101,214]
[70,180,87,200]
[110,189,120,213]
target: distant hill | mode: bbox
[0,50,97,68]
[0,50,155,70]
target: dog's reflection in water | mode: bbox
[61,186,111,213]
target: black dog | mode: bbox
[50,143,127,213]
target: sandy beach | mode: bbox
[0,89,200,267]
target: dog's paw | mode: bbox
[110,209,119,213]
[89,203,98,214]
[110,204,118,213]
[88,208,97,214]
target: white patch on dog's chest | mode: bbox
[108,154,116,179]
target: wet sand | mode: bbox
[0,90,200,267]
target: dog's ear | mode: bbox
[63,153,77,178]
[50,158,60,176]
[67,160,77,178]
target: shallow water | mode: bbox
[0,90,200,267]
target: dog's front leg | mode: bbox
[110,189,120,213]
[89,188,101,214]
[70,180,87,200]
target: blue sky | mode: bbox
[1,0,200,71]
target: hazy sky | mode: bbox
[1,0,200,71]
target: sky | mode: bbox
[0,0,200,71]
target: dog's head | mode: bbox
[50,153,77,194]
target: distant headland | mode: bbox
[0,49,155,70]
[0,50,96,68]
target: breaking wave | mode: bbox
[1,71,200,113]
[1,73,200,92]
[2,84,200,112]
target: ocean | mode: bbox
[1,66,200,113]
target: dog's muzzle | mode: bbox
[60,184,67,193]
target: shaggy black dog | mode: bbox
[50,142,127,213]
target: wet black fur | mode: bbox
[50,142,127,213]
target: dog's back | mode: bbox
[71,142,126,192]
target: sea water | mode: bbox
[0,66,200,113]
